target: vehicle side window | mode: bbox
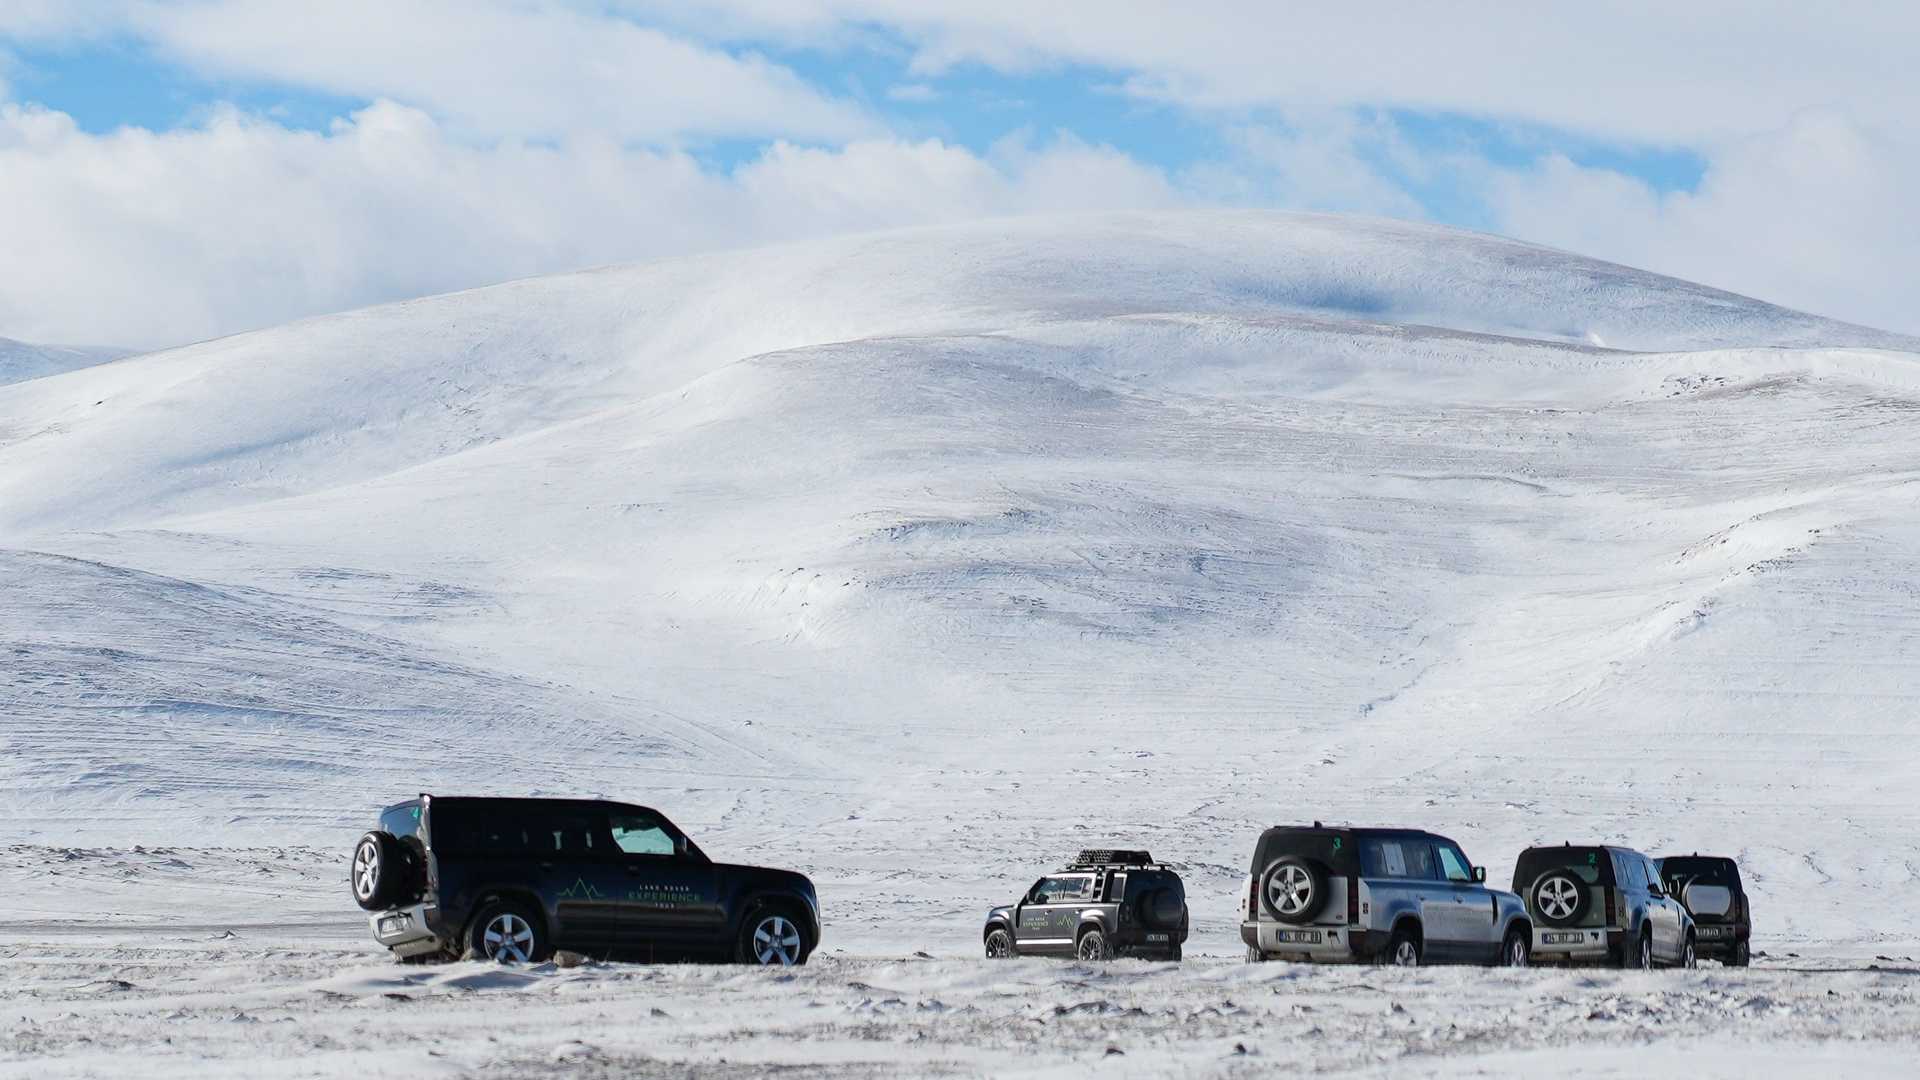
[1361,838,1437,879]
[609,811,679,856]
[1616,853,1645,890]
[1105,872,1128,901]
[526,810,611,856]
[1434,843,1474,883]
[1641,858,1662,893]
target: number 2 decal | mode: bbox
[1587,853,1597,866]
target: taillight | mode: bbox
[1604,888,1617,927]
[1246,875,1258,919]
[1347,876,1360,923]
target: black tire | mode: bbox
[349,831,415,911]
[984,927,1014,959]
[1501,925,1531,967]
[1529,871,1591,928]
[737,904,812,966]
[1680,934,1697,970]
[1075,927,1113,961]
[1730,940,1750,968]
[1617,928,1652,970]
[1246,945,1267,963]
[1380,923,1422,967]
[465,899,550,964]
[1165,943,1183,962]
[1260,856,1332,925]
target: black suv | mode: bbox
[1657,854,1751,967]
[982,850,1188,961]
[350,795,820,966]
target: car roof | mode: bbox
[1259,825,1447,840]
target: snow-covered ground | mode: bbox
[3,211,1919,1074]
[0,338,127,387]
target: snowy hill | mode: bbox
[2,210,1917,958]
[0,337,128,387]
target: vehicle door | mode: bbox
[1432,839,1499,961]
[1015,874,1091,954]
[1362,836,1451,957]
[1640,856,1684,961]
[606,808,723,960]
[520,805,627,956]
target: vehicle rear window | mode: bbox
[1658,857,1739,888]
[1513,847,1616,891]
[379,802,422,841]
[1251,830,1358,875]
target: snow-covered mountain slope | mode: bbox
[2,211,1917,957]
[0,337,128,387]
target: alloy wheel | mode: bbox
[482,913,535,963]
[1393,939,1419,966]
[1535,875,1580,922]
[751,915,803,966]
[1506,934,1529,967]
[1268,864,1314,918]
[985,930,1013,959]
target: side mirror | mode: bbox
[1472,866,1487,883]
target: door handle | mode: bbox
[538,861,555,871]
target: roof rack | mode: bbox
[1067,849,1156,868]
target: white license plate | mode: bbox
[379,916,406,935]
[1146,933,1169,942]
[1543,931,1585,945]
[1277,930,1322,944]
[1700,926,1729,938]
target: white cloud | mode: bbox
[631,2,1920,147]
[7,0,874,144]
[1490,112,1920,335]
[0,100,1178,349]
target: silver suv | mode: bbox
[1240,824,1533,966]
[1515,844,1696,969]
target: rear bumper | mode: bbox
[369,900,448,958]
[1242,920,1373,962]
[1691,923,1746,953]
[1531,925,1619,963]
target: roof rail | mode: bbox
[1068,848,1155,868]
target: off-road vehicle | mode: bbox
[982,850,1188,960]
[350,795,820,965]
[1239,823,1532,966]
[1516,843,1694,969]
[1657,853,1751,967]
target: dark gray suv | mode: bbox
[982,850,1188,960]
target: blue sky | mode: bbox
[0,3,1913,347]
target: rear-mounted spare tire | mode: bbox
[1531,870,1591,927]
[1260,855,1331,925]
[349,830,418,911]
[1140,887,1185,929]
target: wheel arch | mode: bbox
[465,888,551,945]
[983,917,1013,942]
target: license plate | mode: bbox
[1277,930,1323,944]
[1700,926,1728,938]
[1543,931,1584,945]
[1146,933,1169,942]
[378,916,406,935]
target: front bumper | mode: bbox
[1531,926,1619,963]
[1242,920,1372,962]
[369,900,447,958]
